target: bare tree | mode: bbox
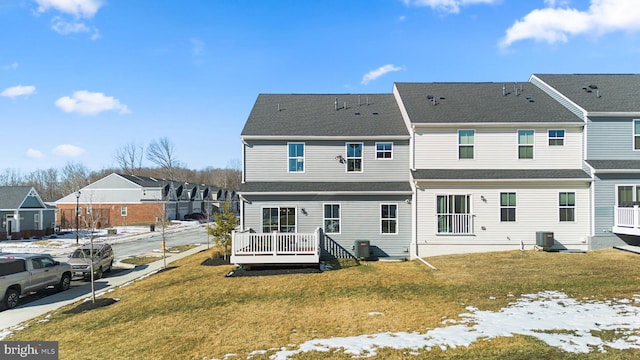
[146,137,183,181]
[0,168,23,186]
[114,141,144,175]
[60,162,90,196]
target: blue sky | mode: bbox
[1,0,639,173]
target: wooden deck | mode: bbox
[230,228,321,265]
[613,206,640,236]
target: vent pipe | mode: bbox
[502,84,506,96]
[344,101,347,110]
[334,97,338,111]
[277,103,280,112]
[358,95,361,106]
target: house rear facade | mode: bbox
[237,73,640,261]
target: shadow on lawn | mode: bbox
[200,255,323,277]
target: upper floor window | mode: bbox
[548,129,565,146]
[381,204,398,234]
[323,204,341,234]
[288,143,305,172]
[458,130,474,159]
[518,130,534,159]
[634,120,640,150]
[376,142,393,159]
[500,192,516,222]
[559,192,575,222]
[346,143,363,173]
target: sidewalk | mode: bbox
[0,244,209,339]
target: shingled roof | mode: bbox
[533,74,640,113]
[241,94,409,137]
[394,82,582,124]
[0,186,43,209]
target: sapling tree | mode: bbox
[207,202,236,259]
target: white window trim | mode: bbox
[287,142,305,173]
[499,192,517,222]
[615,184,640,205]
[518,129,535,159]
[323,203,341,234]
[345,142,364,173]
[633,120,640,151]
[380,203,398,235]
[458,129,474,160]
[548,129,565,146]
[260,206,298,233]
[559,192,576,222]
[121,206,128,217]
[375,142,393,160]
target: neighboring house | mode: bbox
[531,74,640,248]
[0,186,57,240]
[237,94,413,263]
[55,173,236,228]
[394,82,592,257]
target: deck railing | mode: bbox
[230,228,321,264]
[614,206,640,229]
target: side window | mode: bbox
[375,143,393,159]
[288,143,305,172]
[548,129,565,146]
[40,257,55,268]
[381,204,398,234]
[634,120,640,150]
[121,206,128,216]
[500,192,516,222]
[323,204,341,234]
[518,130,534,159]
[559,192,575,222]
[458,130,474,159]
[346,143,363,173]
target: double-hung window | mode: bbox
[376,142,393,159]
[323,204,341,234]
[634,120,640,150]
[288,143,305,172]
[559,192,575,222]
[437,195,472,234]
[548,129,565,146]
[458,130,474,159]
[262,207,296,233]
[500,192,516,222]
[346,143,363,172]
[381,204,398,234]
[121,206,128,217]
[518,130,534,159]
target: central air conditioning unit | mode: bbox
[536,231,554,251]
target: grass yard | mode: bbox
[6,249,640,359]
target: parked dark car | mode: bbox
[184,213,207,222]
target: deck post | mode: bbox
[272,231,278,255]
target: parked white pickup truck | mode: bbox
[0,253,72,310]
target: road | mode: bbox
[110,224,212,261]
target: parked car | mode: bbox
[68,243,114,280]
[0,253,72,310]
[184,212,207,222]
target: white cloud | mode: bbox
[35,0,102,18]
[55,90,130,115]
[51,17,89,34]
[27,149,44,159]
[402,0,498,14]
[1,85,36,98]
[361,64,404,85]
[500,0,640,48]
[2,61,18,70]
[52,144,85,157]
[190,38,205,56]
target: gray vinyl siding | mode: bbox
[242,195,412,258]
[244,139,410,183]
[587,117,640,160]
[593,173,640,235]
